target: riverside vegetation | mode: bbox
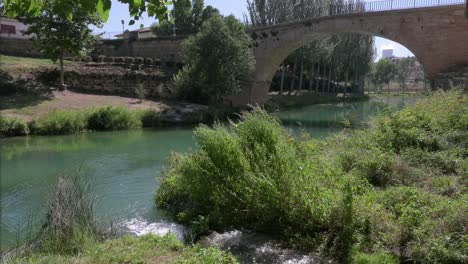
[156,91,467,263]
[7,169,238,264]
[0,106,160,137]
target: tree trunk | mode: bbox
[309,64,315,91]
[289,57,298,95]
[59,51,65,90]
[280,65,285,95]
[297,58,304,95]
[327,61,332,94]
[315,61,321,94]
[344,69,349,98]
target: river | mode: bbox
[0,95,422,254]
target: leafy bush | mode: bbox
[31,110,88,135]
[0,115,30,137]
[87,106,142,130]
[139,109,160,127]
[156,108,357,246]
[134,57,144,64]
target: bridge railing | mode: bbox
[329,0,464,15]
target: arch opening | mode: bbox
[264,34,429,99]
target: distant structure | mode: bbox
[115,28,155,40]
[382,49,394,59]
[0,15,32,39]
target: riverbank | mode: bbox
[156,90,467,263]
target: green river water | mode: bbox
[0,95,422,252]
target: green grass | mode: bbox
[155,90,467,263]
[0,55,72,78]
[11,234,238,264]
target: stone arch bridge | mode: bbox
[229,2,468,105]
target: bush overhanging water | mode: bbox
[156,90,467,263]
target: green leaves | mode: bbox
[3,0,169,22]
[97,0,111,22]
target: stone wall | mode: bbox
[0,38,42,57]
[434,66,468,91]
[44,64,176,98]
[0,36,187,64]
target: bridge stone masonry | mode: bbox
[228,2,468,105]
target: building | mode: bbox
[115,27,155,40]
[382,49,394,59]
[0,16,32,39]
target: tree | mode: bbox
[395,57,414,93]
[174,14,255,103]
[374,59,399,93]
[20,0,102,89]
[150,0,219,36]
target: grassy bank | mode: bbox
[9,234,238,264]
[0,106,160,137]
[156,91,467,263]
[266,92,370,111]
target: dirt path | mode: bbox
[0,90,170,120]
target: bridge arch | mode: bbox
[229,4,468,105]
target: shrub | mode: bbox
[32,110,87,135]
[114,57,125,63]
[124,57,134,64]
[0,115,30,137]
[134,83,148,103]
[144,58,153,65]
[87,106,142,130]
[154,59,162,66]
[83,56,92,63]
[139,110,160,127]
[134,57,144,64]
[156,108,353,242]
[97,55,106,63]
[105,56,115,63]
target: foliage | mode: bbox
[0,115,30,137]
[156,91,467,262]
[150,0,219,36]
[134,83,148,103]
[351,251,397,264]
[0,107,164,137]
[87,106,142,130]
[374,59,399,91]
[156,107,355,243]
[30,110,88,135]
[19,0,103,87]
[175,14,255,103]
[3,0,169,24]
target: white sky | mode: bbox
[95,0,415,60]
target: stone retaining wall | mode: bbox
[44,64,176,98]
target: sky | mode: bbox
[95,0,414,60]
